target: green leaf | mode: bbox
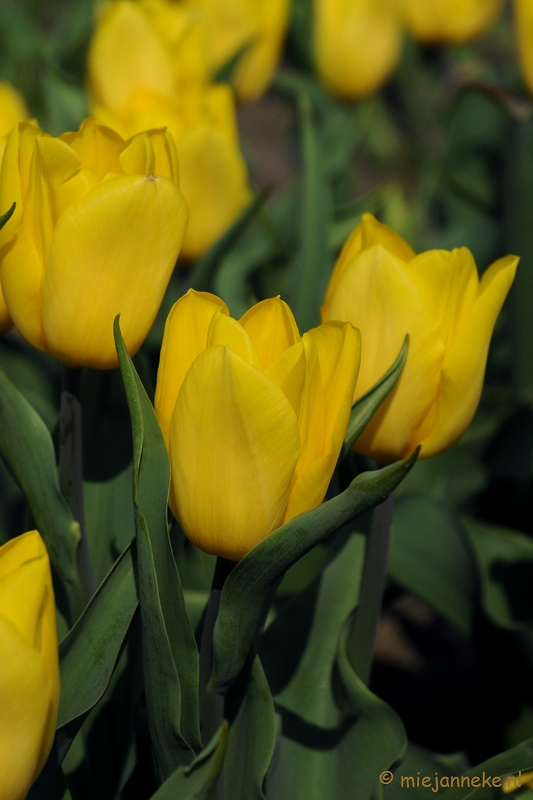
[440,739,533,798]
[262,531,406,800]
[57,544,138,760]
[286,88,332,332]
[388,496,477,635]
[115,318,202,778]
[383,744,470,799]
[188,192,268,294]
[464,517,533,630]
[149,725,229,800]
[0,364,79,583]
[224,657,276,800]
[342,336,409,458]
[212,451,418,694]
[0,202,15,230]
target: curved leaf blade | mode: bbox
[212,450,418,694]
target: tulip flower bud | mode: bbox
[0,118,188,369]
[155,290,361,560]
[0,530,59,800]
[515,0,533,96]
[321,214,518,462]
[313,0,403,100]
[401,0,504,44]
[87,0,251,260]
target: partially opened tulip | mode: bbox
[313,0,403,100]
[155,290,361,560]
[184,0,291,102]
[0,118,187,368]
[88,0,250,259]
[401,0,504,44]
[0,530,59,800]
[321,214,518,462]
[0,82,29,167]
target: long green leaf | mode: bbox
[115,318,202,779]
[342,336,409,458]
[57,544,138,760]
[150,725,229,800]
[440,739,533,798]
[212,451,418,694]
[0,364,79,582]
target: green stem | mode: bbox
[199,557,235,747]
[59,366,95,603]
[347,493,394,685]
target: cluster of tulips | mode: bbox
[0,0,530,798]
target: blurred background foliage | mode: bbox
[3,0,533,796]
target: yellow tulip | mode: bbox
[401,0,504,44]
[515,0,533,96]
[87,0,251,259]
[313,0,403,100]
[0,530,59,800]
[155,290,361,560]
[321,213,518,462]
[0,118,187,369]
[184,0,291,102]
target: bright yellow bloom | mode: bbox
[184,0,291,102]
[313,0,403,100]
[321,214,518,462]
[401,0,504,44]
[155,290,361,560]
[0,118,187,369]
[515,0,533,96]
[0,530,59,800]
[87,0,251,260]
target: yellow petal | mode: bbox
[0,82,29,138]
[408,247,479,350]
[0,288,11,334]
[88,0,177,113]
[207,310,262,369]
[0,614,53,800]
[401,0,504,43]
[321,213,415,320]
[42,173,188,368]
[60,118,125,180]
[176,126,251,260]
[169,345,301,560]
[516,0,533,96]
[155,289,228,448]
[313,0,402,99]
[184,0,257,72]
[326,243,443,461]
[419,255,518,458]
[282,321,361,523]
[240,296,300,369]
[202,84,240,145]
[265,339,307,417]
[232,0,291,102]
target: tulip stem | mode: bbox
[199,556,235,745]
[347,493,394,685]
[59,366,96,603]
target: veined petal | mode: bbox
[265,339,307,416]
[321,213,415,319]
[240,296,300,369]
[175,126,251,260]
[155,289,228,448]
[207,311,262,369]
[87,0,176,113]
[409,247,479,350]
[420,255,518,458]
[282,321,360,523]
[42,173,187,368]
[0,614,53,800]
[327,243,443,461]
[1,220,46,351]
[0,122,41,221]
[170,345,301,560]
[119,131,156,176]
